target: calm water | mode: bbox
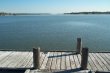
[0,15,110,51]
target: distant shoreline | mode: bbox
[0,12,51,16]
[1,12,110,16]
[64,11,110,15]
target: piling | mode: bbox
[80,48,89,70]
[76,38,82,54]
[33,47,40,69]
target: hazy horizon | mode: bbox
[0,0,110,14]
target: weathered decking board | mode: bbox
[0,51,110,72]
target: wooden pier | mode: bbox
[0,51,110,73]
[0,38,110,73]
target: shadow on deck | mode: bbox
[0,68,33,73]
[0,69,25,73]
[48,53,76,58]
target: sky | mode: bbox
[0,0,110,14]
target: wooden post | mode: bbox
[33,47,40,69]
[76,38,82,54]
[80,48,89,70]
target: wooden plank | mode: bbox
[77,54,81,64]
[0,51,110,72]
[60,52,66,70]
[0,52,15,67]
[51,52,57,70]
[88,53,98,71]
[40,52,49,69]
[86,54,96,70]
[89,53,103,71]
[40,52,46,68]
[0,51,8,55]
[73,54,80,68]
[23,52,33,68]
[65,52,71,70]
[95,53,109,71]
[20,52,32,68]
[104,53,110,60]
[101,53,110,70]
[20,52,33,68]
[13,52,30,68]
[16,52,30,68]
[29,70,34,73]
[0,52,12,64]
[55,52,61,70]
[23,52,32,67]
[25,52,33,67]
[92,53,107,71]
[45,52,54,71]
[69,53,76,69]
[7,52,24,67]
[25,69,30,73]
[102,53,110,70]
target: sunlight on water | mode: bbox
[64,21,95,26]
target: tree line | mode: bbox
[0,12,50,16]
[64,11,110,14]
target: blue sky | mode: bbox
[0,0,110,13]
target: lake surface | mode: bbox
[0,15,110,52]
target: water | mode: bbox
[0,15,110,52]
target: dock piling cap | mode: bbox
[33,47,40,50]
